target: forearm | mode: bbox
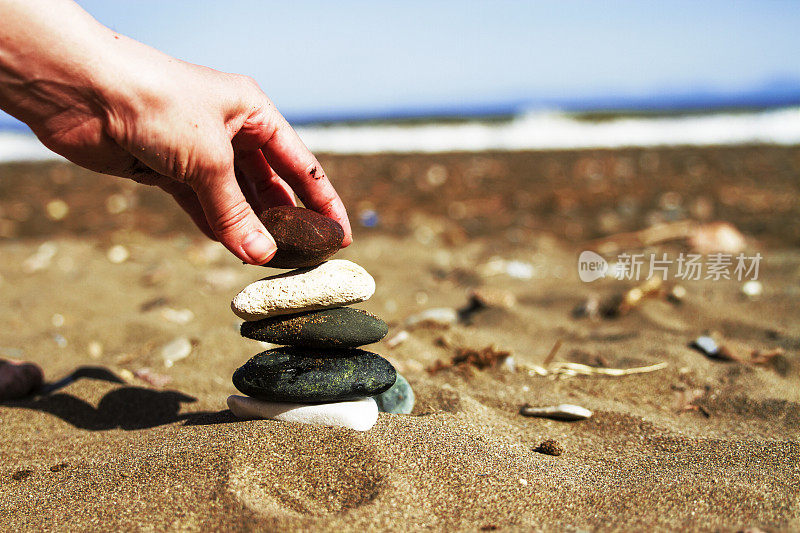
[0,0,120,130]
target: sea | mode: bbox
[1,105,798,163]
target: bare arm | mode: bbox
[0,0,352,264]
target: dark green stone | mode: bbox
[240,307,388,348]
[375,373,415,414]
[232,347,397,403]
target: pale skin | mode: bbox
[0,0,352,399]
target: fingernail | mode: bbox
[242,231,275,264]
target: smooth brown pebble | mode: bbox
[258,206,344,268]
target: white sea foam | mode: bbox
[295,107,800,153]
[0,107,798,162]
[0,132,63,163]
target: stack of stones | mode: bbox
[226,206,411,432]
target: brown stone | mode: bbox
[535,439,564,456]
[258,206,344,268]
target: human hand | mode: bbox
[0,0,351,265]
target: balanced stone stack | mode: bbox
[226,206,402,431]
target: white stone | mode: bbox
[405,307,458,328]
[519,403,593,421]
[107,245,130,264]
[741,280,763,298]
[161,336,192,367]
[231,259,375,320]
[160,307,194,325]
[226,395,379,431]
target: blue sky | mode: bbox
[74,0,799,116]
[2,0,800,126]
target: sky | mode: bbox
[71,0,799,117]
[3,1,800,125]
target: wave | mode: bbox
[1,107,799,162]
[294,107,800,153]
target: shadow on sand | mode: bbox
[0,365,229,430]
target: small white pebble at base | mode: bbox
[227,395,379,432]
[519,478,528,486]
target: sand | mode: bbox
[1,148,799,531]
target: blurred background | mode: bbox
[3,4,800,528]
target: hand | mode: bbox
[0,0,352,265]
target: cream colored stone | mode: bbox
[231,259,375,320]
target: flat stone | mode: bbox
[232,347,396,403]
[375,373,414,414]
[231,260,375,321]
[259,206,344,269]
[240,307,388,348]
[227,395,378,431]
[519,403,592,421]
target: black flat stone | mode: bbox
[259,206,344,269]
[240,307,388,348]
[232,347,397,403]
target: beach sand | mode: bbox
[1,147,799,531]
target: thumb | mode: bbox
[192,164,276,265]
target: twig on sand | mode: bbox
[542,339,563,367]
[527,361,668,378]
[585,220,694,254]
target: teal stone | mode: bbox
[240,307,388,348]
[375,373,414,414]
[232,347,396,403]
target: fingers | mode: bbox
[236,98,352,247]
[260,121,352,246]
[234,150,297,211]
[191,162,277,265]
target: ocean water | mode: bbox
[0,107,798,163]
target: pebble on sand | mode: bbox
[232,347,396,403]
[161,337,193,368]
[519,403,593,421]
[227,395,379,431]
[240,307,388,348]
[231,260,375,321]
[258,206,344,269]
[535,439,564,456]
[741,280,763,299]
[691,336,719,357]
[375,373,415,414]
[404,307,458,328]
[107,245,129,264]
[0,360,43,401]
[45,199,69,221]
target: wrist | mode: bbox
[0,0,119,131]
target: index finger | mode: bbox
[260,117,352,246]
